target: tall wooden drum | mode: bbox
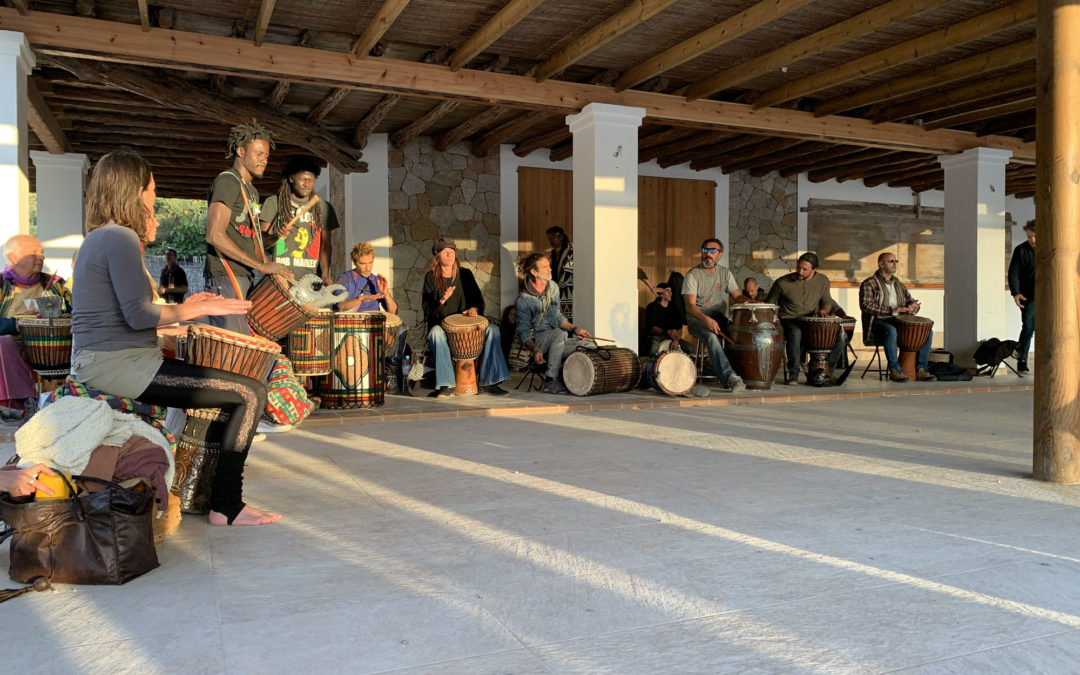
[441,314,488,396]
[246,273,320,341]
[317,312,386,408]
[725,303,783,390]
[18,317,72,377]
[287,309,333,377]
[562,347,641,396]
[645,349,696,397]
[895,315,933,381]
[798,316,841,387]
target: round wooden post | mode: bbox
[1034,0,1080,482]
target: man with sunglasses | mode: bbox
[682,238,747,392]
[859,252,936,382]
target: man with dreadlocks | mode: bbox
[259,155,338,284]
[204,120,292,334]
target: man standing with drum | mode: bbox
[204,121,293,335]
[859,252,936,382]
[260,155,339,285]
[682,238,746,392]
[514,253,592,394]
[421,237,510,397]
[766,252,847,385]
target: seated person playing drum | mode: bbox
[0,234,71,418]
[859,252,936,383]
[741,276,768,303]
[645,283,692,356]
[72,150,279,526]
[335,242,408,391]
[514,253,592,394]
[682,238,746,392]
[765,252,847,385]
[421,237,510,397]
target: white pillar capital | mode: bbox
[0,31,35,75]
[938,147,1013,172]
[566,103,646,133]
[30,151,91,173]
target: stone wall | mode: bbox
[727,170,799,292]
[388,137,501,349]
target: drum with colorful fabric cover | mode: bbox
[315,311,386,409]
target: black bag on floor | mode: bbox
[927,361,973,381]
[0,473,159,585]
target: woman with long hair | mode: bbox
[71,149,280,526]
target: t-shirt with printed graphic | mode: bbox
[260,194,340,279]
[205,169,263,280]
[682,263,738,321]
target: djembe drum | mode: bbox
[379,311,403,387]
[316,312,385,408]
[246,273,320,341]
[184,324,281,381]
[895,314,934,381]
[441,314,488,396]
[725,303,783,390]
[17,317,72,378]
[798,316,841,387]
[287,308,333,377]
[562,347,641,396]
[644,349,696,397]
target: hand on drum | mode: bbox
[191,297,253,318]
[257,261,295,279]
[666,328,682,342]
[186,292,219,303]
[463,307,479,318]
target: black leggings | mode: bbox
[138,359,267,522]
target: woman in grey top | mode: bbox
[72,150,280,526]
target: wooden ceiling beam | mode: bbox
[548,141,573,162]
[26,79,71,154]
[748,142,834,176]
[816,36,1035,117]
[864,164,942,188]
[687,136,783,171]
[264,79,290,110]
[156,7,174,29]
[642,130,733,164]
[761,1,1036,111]
[353,94,400,148]
[638,126,699,151]
[136,0,149,31]
[874,68,1035,123]
[533,0,680,83]
[923,98,1035,131]
[513,125,570,157]
[436,106,512,152]
[8,0,28,16]
[779,147,884,176]
[306,87,350,124]
[682,0,951,102]
[716,138,806,173]
[472,110,550,157]
[829,155,933,182]
[352,0,411,57]
[74,0,94,17]
[448,0,545,72]
[974,111,1037,137]
[5,8,1034,162]
[614,0,816,92]
[253,0,276,47]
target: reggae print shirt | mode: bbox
[261,195,340,279]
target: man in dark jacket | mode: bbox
[1008,220,1036,372]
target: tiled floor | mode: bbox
[4,376,1075,674]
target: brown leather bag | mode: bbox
[0,473,159,585]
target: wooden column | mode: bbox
[1034,0,1080,483]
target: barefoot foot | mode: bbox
[208,505,283,526]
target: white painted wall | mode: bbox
[0,31,34,242]
[340,133,391,286]
[30,151,89,281]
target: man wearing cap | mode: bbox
[422,237,510,397]
[766,252,847,385]
[260,155,339,284]
[158,248,188,304]
[546,225,574,321]
[645,282,692,356]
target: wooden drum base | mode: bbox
[453,358,478,396]
[899,351,917,382]
[807,351,831,387]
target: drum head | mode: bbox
[657,338,673,352]
[655,351,696,396]
[442,314,488,330]
[561,351,595,396]
[380,311,402,329]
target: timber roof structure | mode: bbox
[4,0,1037,199]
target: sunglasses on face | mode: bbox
[885,259,898,263]
[701,247,720,254]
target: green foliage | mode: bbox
[148,198,208,259]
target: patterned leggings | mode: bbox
[139,360,266,522]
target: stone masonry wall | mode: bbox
[388,137,500,350]
[727,170,799,293]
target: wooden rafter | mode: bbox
[815,37,1036,118]
[682,0,951,102]
[156,7,174,29]
[873,68,1035,123]
[306,87,350,124]
[548,141,573,162]
[614,0,816,92]
[136,0,149,31]
[644,131,733,165]
[977,116,1036,137]
[352,0,411,57]
[353,94,400,148]
[435,106,511,152]
[26,79,71,154]
[449,0,545,72]
[264,79,290,110]
[533,0,680,83]
[690,137,802,172]
[638,126,698,151]
[8,0,28,16]
[759,0,1036,111]
[472,110,550,157]
[3,8,1034,162]
[655,134,759,168]
[44,57,365,171]
[253,0,276,47]
[923,97,1035,131]
[829,155,932,182]
[748,142,833,176]
[74,0,94,17]
[513,125,570,157]
[864,164,942,188]
[779,147,882,177]
[718,138,807,174]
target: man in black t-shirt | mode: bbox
[158,248,188,304]
[645,283,692,355]
[203,120,292,334]
[260,155,339,284]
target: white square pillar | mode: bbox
[30,151,89,281]
[938,147,1013,361]
[339,133,391,286]
[567,103,646,349]
[0,31,35,243]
